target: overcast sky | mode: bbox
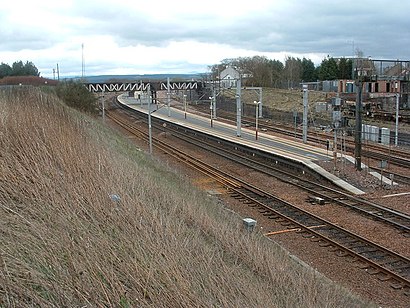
[1,0,409,78]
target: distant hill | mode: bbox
[77,73,204,83]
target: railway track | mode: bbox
[211,109,410,168]
[106,107,410,296]
[369,167,410,185]
[164,130,410,236]
[113,101,410,236]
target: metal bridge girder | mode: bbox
[85,83,148,93]
[85,81,199,93]
[160,82,198,91]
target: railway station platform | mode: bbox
[117,94,365,195]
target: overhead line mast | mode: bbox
[81,43,85,81]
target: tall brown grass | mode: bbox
[0,87,373,307]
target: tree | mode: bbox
[318,57,339,80]
[0,60,40,77]
[11,61,25,76]
[268,59,284,88]
[283,56,302,88]
[301,58,316,82]
[338,58,352,79]
[244,56,272,87]
[23,61,40,76]
[0,63,12,78]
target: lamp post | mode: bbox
[209,96,214,127]
[254,101,260,140]
[302,84,308,143]
[395,83,399,146]
[167,77,171,117]
[147,84,153,154]
[212,85,217,119]
[236,78,242,137]
[101,89,105,121]
[183,94,187,119]
[354,79,363,170]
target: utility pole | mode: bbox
[236,78,242,137]
[332,96,342,170]
[81,43,85,80]
[254,101,260,140]
[147,84,153,155]
[302,84,308,143]
[167,77,171,117]
[183,93,187,119]
[101,89,105,121]
[395,92,399,146]
[355,80,363,171]
[212,83,217,119]
[209,86,217,128]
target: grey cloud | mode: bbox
[3,0,410,77]
[0,29,57,52]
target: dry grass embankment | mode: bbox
[227,88,329,112]
[0,87,373,307]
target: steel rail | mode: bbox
[106,107,410,295]
[112,101,410,235]
[214,109,410,167]
[172,131,410,234]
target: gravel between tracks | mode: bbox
[106,100,410,308]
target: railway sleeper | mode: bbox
[229,193,240,198]
[380,258,405,267]
[295,229,309,234]
[376,272,392,281]
[360,246,383,260]
[233,195,245,200]
[279,221,294,227]
[353,246,379,255]
[390,281,407,290]
[366,267,381,275]
[389,263,410,273]
[344,255,359,263]
[339,239,361,248]
[356,261,372,269]
[301,232,314,238]
[329,246,344,253]
[318,241,332,247]
[335,250,352,257]
[400,230,410,237]
[310,237,322,242]
[262,212,275,217]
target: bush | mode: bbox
[56,80,98,114]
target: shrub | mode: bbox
[56,80,98,114]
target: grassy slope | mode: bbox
[0,87,373,307]
[225,88,329,112]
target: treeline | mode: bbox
[208,56,353,88]
[0,61,40,78]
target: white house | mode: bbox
[219,66,240,88]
